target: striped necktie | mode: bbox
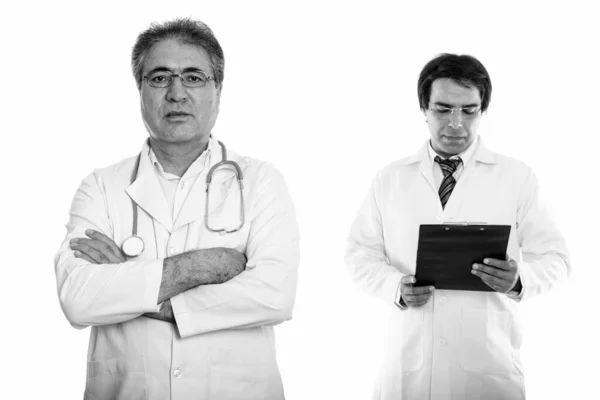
[435,156,462,209]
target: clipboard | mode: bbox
[414,223,511,292]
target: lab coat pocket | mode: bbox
[205,176,245,232]
[201,194,248,251]
[84,354,148,400]
[401,310,425,372]
[460,310,517,375]
[208,330,281,399]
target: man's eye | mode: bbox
[150,75,169,83]
[436,108,452,114]
[184,74,206,83]
[462,107,478,115]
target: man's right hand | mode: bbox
[400,275,435,308]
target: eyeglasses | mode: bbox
[428,104,481,120]
[143,70,213,88]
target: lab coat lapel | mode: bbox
[172,138,242,232]
[125,142,173,233]
[412,143,438,196]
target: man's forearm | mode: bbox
[157,247,246,304]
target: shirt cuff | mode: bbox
[506,276,524,301]
[394,280,408,310]
[142,259,165,312]
[382,272,405,306]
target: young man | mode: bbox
[345,53,570,399]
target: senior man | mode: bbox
[345,54,570,399]
[55,18,299,400]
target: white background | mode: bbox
[2,0,598,398]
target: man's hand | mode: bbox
[471,257,521,295]
[400,275,435,308]
[144,299,175,323]
[70,229,126,264]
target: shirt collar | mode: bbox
[148,137,214,181]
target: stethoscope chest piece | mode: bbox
[122,235,145,258]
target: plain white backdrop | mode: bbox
[2,0,598,398]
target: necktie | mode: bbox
[435,156,462,209]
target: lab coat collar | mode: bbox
[125,136,248,233]
[471,138,497,164]
[398,137,498,195]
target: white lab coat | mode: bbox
[55,136,300,400]
[345,139,570,400]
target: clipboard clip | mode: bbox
[442,221,488,225]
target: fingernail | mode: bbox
[484,259,489,264]
[508,291,517,296]
[411,278,416,283]
[85,229,93,235]
[70,238,78,244]
[74,250,81,256]
[429,286,435,291]
[471,270,476,274]
[473,264,478,270]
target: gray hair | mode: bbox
[131,18,225,91]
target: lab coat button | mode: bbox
[439,338,446,346]
[169,246,179,255]
[440,297,447,304]
[173,368,182,378]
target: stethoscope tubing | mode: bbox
[122,140,244,257]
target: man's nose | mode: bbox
[448,109,463,129]
[166,77,188,102]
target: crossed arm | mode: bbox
[69,229,245,323]
[57,164,299,333]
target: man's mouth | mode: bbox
[443,136,464,140]
[166,112,190,117]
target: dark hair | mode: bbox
[417,53,492,112]
[131,18,224,91]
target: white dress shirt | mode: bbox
[427,136,479,188]
[148,145,211,222]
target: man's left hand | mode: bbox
[471,257,521,295]
[69,229,126,264]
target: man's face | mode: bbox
[425,78,482,158]
[140,39,220,146]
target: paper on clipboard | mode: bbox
[414,223,511,292]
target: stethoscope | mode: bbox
[121,140,245,258]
